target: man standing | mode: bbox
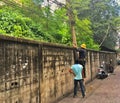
[69,60,85,98]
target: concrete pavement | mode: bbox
[57,66,120,103]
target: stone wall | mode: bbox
[0,35,117,103]
[0,35,40,103]
[41,44,74,103]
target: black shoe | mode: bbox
[82,93,86,98]
[73,95,77,98]
[83,95,85,98]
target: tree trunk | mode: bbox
[66,0,77,47]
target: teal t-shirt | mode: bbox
[71,64,83,80]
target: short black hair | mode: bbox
[75,60,79,64]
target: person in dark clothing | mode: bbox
[73,43,87,78]
[78,44,86,78]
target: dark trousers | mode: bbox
[74,79,85,97]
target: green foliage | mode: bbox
[75,17,99,49]
[39,7,71,44]
[0,7,50,41]
[1,0,119,51]
[65,0,99,49]
[114,17,120,30]
[71,0,120,50]
[0,8,32,37]
[89,0,120,49]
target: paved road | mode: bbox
[57,66,120,103]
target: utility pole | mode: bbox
[66,0,77,47]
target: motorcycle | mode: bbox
[96,65,108,79]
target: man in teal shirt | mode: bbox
[69,60,85,98]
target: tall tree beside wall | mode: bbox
[66,0,99,49]
[22,0,100,49]
[72,0,120,49]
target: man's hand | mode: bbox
[73,43,77,48]
[69,69,76,76]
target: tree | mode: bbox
[67,0,99,49]
[2,0,119,50]
[89,0,120,49]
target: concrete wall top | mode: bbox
[0,34,117,53]
[0,34,72,49]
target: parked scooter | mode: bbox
[96,65,108,79]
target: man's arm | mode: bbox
[69,69,76,76]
